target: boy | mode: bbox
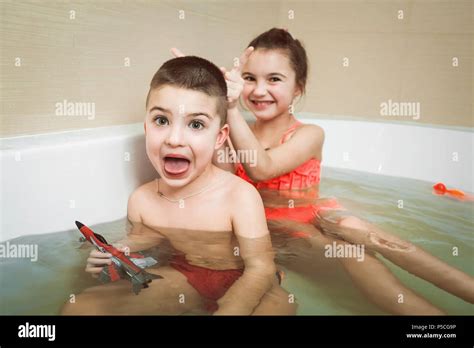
[61,56,295,315]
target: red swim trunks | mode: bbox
[169,255,243,313]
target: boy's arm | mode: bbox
[214,183,276,315]
[114,189,164,252]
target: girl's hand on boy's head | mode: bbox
[169,46,254,110]
[170,47,185,58]
[221,46,254,110]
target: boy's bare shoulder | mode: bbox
[226,173,262,206]
[225,171,268,239]
[127,180,157,221]
[129,180,157,200]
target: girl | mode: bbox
[172,28,474,314]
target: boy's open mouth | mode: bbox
[163,155,191,176]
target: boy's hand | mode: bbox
[85,243,128,278]
[169,46,255,110]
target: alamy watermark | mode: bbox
[0,241,38,262]
[217,148,257,167]
[380,99,420,120]
[324,241,365,262]
[55,99,95,120]
[18,322,55,341]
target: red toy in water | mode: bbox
[432,183,473,202]
[75,221,162,294]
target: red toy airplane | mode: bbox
[75,220,162,294]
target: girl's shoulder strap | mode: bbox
[280,121,303,144]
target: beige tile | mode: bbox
[1,0,472,136]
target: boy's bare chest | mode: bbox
[140,193,234,233]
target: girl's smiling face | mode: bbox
[241,49,301,121]
[145,85,228,188]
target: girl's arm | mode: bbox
[227,106,324,181]
[170,46,324,181]
[222,48,324,181]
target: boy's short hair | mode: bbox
[146,56,228,126]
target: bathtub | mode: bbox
[1,118,472,241]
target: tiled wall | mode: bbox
[1,0,472,136]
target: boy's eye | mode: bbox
[189,120,204,130]
[154,116,169,126]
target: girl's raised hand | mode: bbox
[169,46,255,110]
[221,46,254,110]
[170,47,185,58]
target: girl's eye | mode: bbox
[243,76,255,82]
[269,77,281,82]
[154,116,169,126]
[189,120,204,130]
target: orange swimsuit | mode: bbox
[235,121,341,235]
[235,121,321,191]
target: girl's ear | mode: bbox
[215,124,230,150]
[294,84,303,99]
[292,86,303,107]
[144,122,147,135]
